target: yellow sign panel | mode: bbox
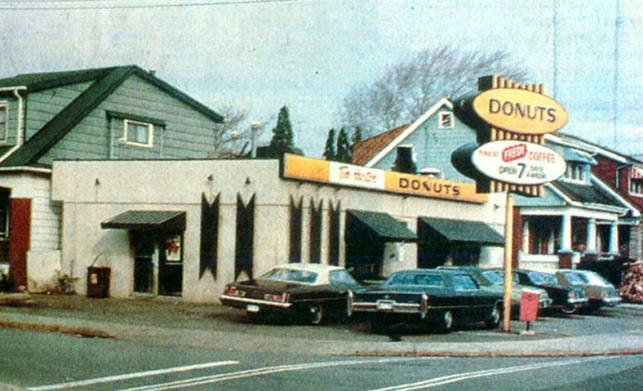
[282,154,487,204]
[384,171,487,203]
[473,88,568,134]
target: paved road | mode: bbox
[1,328,641,390]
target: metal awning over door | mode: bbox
[101,210,186,232]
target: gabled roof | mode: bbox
[352,97,454,167]
[551,180,623,208]
[0,65,223,167]
[352,124,408,166]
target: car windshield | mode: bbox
[561,271,585,285]
[260,267,318,284]
[577,271,611,286]
[528,271,557,285]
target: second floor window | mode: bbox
[122,119,154,147]
[439,112,454,129]
[0,103,8,142]
[630,178,643,196]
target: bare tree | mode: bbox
[209,105,258,158]
[341,46,530,136]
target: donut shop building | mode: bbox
[51,155,506,302]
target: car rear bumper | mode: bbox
[352,301,423,315]
[220,295,293,310]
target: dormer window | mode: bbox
[0,102,8,142]
[564,162,587,183]
[122,119,154,148]
[438,111,453,129]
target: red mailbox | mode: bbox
[519,288,541,322]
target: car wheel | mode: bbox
[560,305,577,315]
[437,310,454,333]
[307,303,324,325]
[485,304,501,329]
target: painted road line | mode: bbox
[371,356,615,391]
[120,357,444,391]
[27,361,240,391]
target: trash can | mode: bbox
[87,266,111,298]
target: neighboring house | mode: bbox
[549,133,642,261]
[0,66,223,291]
[352,98,638,271]
[353,98,506,268]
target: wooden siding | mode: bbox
[372,109,476,182]
[29,178,62,251]
[0,97,19,146]
[39,75,219,165]
[24,82,93,141]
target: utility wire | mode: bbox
[0,0,300,11]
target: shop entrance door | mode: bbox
[133,235,155,294]
[133,233,183,296]
[159,235,182,296]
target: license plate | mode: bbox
[247,304,260,313]
[376,300,394,311]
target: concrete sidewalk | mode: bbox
[1,294,642,357]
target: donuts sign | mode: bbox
[472,141,566,185]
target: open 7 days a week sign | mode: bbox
[472,141,566,185]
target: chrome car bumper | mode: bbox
[601,296,622,306]
[352,300,422,315]
[220,294,292,309]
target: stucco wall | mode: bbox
[52,159,506,302]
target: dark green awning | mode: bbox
[348,210,417,242]
[101,210,185,231]
[419,217,504,246]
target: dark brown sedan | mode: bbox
[220,263,361,325]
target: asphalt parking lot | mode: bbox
[1,294,641,345]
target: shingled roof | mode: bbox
[352,124,409,166]
[0,66,223,167]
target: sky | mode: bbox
[0,0,641,157]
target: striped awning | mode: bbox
[101,210,185,231]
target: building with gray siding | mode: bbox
[0,66,223,291]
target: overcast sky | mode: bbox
[1,0,641,157]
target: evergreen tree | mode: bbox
[336,128,351,163]
[269,106,294,151]
[323,128,337,161]
[351,126,363,148]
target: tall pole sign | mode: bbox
[453,75,568,332]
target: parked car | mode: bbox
[515,269,588,314]
[219,263,361,325]
[351,269,503,333]
[438,266,552,310]
[556,269,622,312]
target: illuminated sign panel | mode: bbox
[282,154,486,203]
[472,141,566,185]
[473,88,568,135]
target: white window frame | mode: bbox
[0,102,8,142]
[121,119,154,148]
[562,161,587,184]
[630,178,643,196]
[438,111,454,129]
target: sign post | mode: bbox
[452,75,569,332]
[502,192,514,332]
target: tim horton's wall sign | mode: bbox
[472,141,566,185]
[282,154,487,203]
[473,88,568,134]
